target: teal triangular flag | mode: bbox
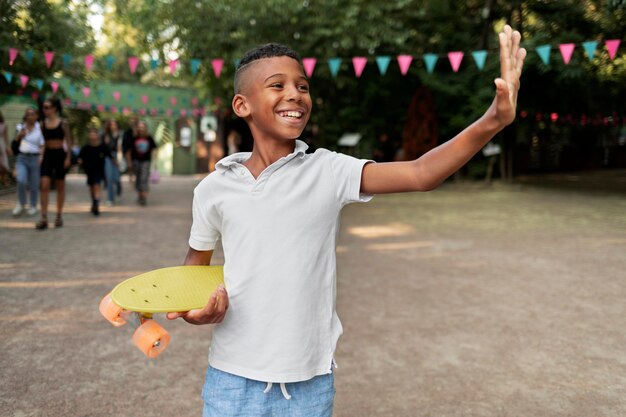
[3,72,12,83]
[233,59,241,68]
[423,54,438,73]
[191,59,201,75]
[105,55,115,70]
[25,50,34,65]
[157,96,163,103]
[128,93,134,102]
[150,58,158,70]
[327,58,341,77]
[375,56,391,75]
[582,41,597,61]
[96,90,104,99]
[63,54,72,68]
[68,85,76,95]
[536,44,552,65]
[471,50,487,70]
[35,79,44,89]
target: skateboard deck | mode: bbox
[99,265,224,358]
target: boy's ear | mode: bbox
[232,94,250,118]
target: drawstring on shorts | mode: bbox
[263,382,291,400]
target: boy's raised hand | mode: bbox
[166,284,229,325]
[492,25,527,127]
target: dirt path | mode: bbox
[1,171,625,416]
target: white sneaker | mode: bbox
[12,204,24,216]
[105,200,113,207]
[27,206,38,216]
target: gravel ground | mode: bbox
[0,170,625,417]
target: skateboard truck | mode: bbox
[99,293,171,358]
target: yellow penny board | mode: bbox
[111,266,224,313]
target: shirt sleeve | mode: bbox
[327,151,374,206]
[188,180,221,251]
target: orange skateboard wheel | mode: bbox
[132,320,170,358]
[99,293,126,327]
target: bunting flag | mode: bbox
[559,43,575,64]
[471,50,487,70]
[62,54,72,68]
[352,57,367,78]
[170,97,177,106]
[9,48,18,66]
[84,55,95,71]
[397,55,413,75]
[128,56,140,74]
[582,41,597,61]
[19,75,29,88]
[51,81,59,93]
[191,59,201,75]
[25,50,34,65]
[105,55,115,70]
[3,72,13,83]
[536,44,552,65]
[302,58,316,77]
[35,79,44,90]
[141,95,149,105]
[112,91,121,101]
[423,54,438,73]
[606,39,621,60]
[376,56,391,75]
[150,58,159,71]
[211,59,224,78]
[327,58,341,77]
[168,59,179,74]
[82,87,91,98]
[191,97,199,107]
[448,51,464,72]
[45,51,55,68]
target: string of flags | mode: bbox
[2,39,622,79]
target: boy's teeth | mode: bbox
[281,111,302,118]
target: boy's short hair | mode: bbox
[234,43,301,94]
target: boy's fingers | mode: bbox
[167,311,188,320]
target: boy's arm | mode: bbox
[166,247,229,324]
[361,25,526,194]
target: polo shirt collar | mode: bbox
[215,140,308,173]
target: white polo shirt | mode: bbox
[189,140,372,383]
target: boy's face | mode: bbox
[233,56,312,141]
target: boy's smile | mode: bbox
[233,56,312,142]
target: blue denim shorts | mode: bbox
[201,366,335,417]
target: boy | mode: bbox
[78,128,110,216]
[168,26,526,416]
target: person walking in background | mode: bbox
[11,108,44,216]
[126,120,156,206]
[78,128,110,216]
[0,111,11,186]
[37,98,72,230]
[122,114,138,186]
[101,119,123,206]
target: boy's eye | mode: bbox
[270,83,283,88]
[298,85,309,92]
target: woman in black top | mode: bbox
[37,98,73,230]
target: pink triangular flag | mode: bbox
[9,48,18,66]
[397,55,413,75]
[112,91,121,102]
[19,75,29,88]
[82,87,90,98]
[605,39,621,60]
[139,108,147,116]
[170,97,177,106]
[150,109,158,116]
[50,81,59,93]
[559,43,575,64]
[166,108,173,116]
[168,59,179,74]
[141,95,149,105]
[211,59,224,78]
[191,97,199,107]
[180,109,187,117]
[97,104,105,112]
[302,58,317,77]
[110,105,118,113]
[45,51,55,68]
[352,57,367,78]
[128,56,139,74]
[448,52,464,72]
[84,55,94,71]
